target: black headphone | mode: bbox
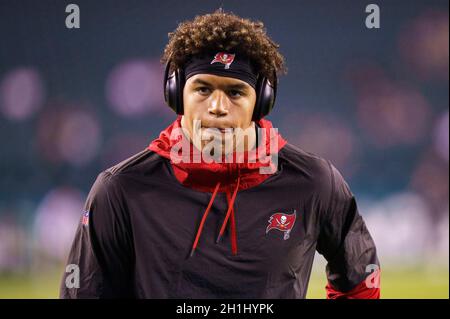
[163,59,277,120]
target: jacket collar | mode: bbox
[148,116,287,193]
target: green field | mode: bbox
[0,265,448,299]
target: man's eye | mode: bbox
[229,90,243,98]
[196,87,211,95]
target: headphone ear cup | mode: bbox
[252,75,276,120]
[165,72,177,113]
[252,76,264,121]
[176,68,185,115]
[164,61,185,115]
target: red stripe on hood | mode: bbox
[148,116,287,193]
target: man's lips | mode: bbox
[201,126,234,133]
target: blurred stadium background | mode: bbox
[0,0,448,298]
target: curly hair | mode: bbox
[161,9,287,83]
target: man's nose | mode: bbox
[208,91,229,117]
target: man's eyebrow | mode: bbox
[227,83,249,91]
[192,79,213,87]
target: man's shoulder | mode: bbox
[279,142,353,210]
[84,149,164,230]
[279,143,333,182]
[92,148,166,191]
[105,148,164,176]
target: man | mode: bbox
[60,10,380,299]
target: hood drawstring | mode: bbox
[190,176,241,257]
[190,182,221,257]
[216,176,240,246]
[224,190,238,255]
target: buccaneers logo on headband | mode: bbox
[211,52,235,69]
[266,211,297,240]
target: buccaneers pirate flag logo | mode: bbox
[266,211,297,240]
[211,52,235,69]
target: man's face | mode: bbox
[182,73,257,154]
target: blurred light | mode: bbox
[100,133,149,169]
[58,110,101,166]
[410,151,449,220]
[282,112,359,177]
[105,58,166,117]
[0,67,45,121]
[355,78,431,148]
[364,86,429,146]
[34,186,85,260]
[362,192,433,262]
[36,104,102,167]
[398,9,449,81]
[435,214,449,260]
[0,214,27,272]
[433,111,449,162]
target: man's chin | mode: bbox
[201,140,234,154]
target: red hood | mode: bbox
[148,116,286,257]
[148,116,287,193]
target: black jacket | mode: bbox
[61,144,378,298]
[60,124,380,298]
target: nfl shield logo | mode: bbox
[81,210,89,226]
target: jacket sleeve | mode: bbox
[59,171,135,298]
[316,162,380,299]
